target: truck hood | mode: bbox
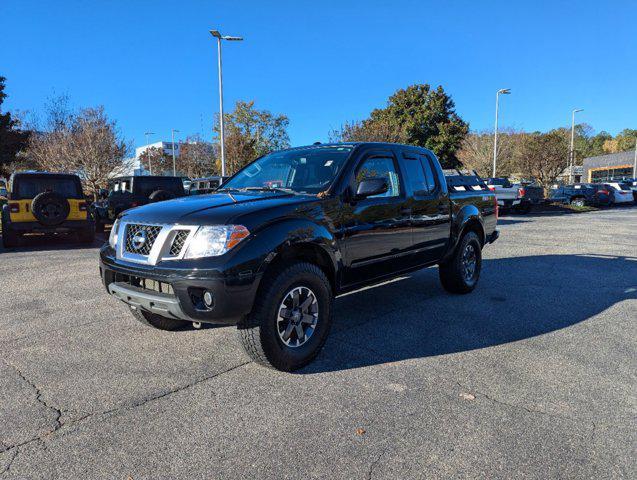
[118,191,312,225]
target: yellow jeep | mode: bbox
[1,172,95,248]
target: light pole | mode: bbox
[144,131,155,175]
[171,129,180,176]
[633,138,637,178]
[210,29,243,177]
[492,88,511,178]
[569,109,584,183]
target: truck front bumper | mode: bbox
[100,250,262,325]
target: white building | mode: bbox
[128,141,181,176]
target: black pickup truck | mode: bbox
[99,143,498,371]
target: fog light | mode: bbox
[203,291,214,308]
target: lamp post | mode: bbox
[210,29,243,177]
[144,131,155,175]
[633,138,637,178]
[569,109,583,183]
[171,129,180,176]
[492,88,511,178]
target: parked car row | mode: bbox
[548,181,636,207]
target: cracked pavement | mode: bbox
[1,207,636,479]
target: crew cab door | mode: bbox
[400,150,451,263]
[340,148,413,286]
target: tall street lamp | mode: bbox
[492,88,511,178]
[171,129,180,176]
[633,138,637,178]
[569,109,584,183]
[144,131,155,175]
[210,29,243,177]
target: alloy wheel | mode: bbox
[276,286,319,348]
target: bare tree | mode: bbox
[178,136,217,178]
[329,118,408,144]
[457,128,523,177]
[138,146,169,176]
[25,98,129,198]
[514,131,569,189]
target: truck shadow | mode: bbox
[301,253,637,374]
[0,232,107,254]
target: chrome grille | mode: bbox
[124,224,162,255]
[169,230,190,256]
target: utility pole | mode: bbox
[633,138,637,178]
[171,129,180,176]
[210,29,243,177]
[569,109,583,183]
[492,88,511,178]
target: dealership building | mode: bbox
[582,150,636,183]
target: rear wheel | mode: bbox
[129,306,187,331]
[2,224,20,248]
[78,227,95,244]
[439,231,482,294]
[237,262,333,371]
[570,197,585,207]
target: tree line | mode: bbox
[1,74,635,197]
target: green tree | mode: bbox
[0,76,30,176]
[613,129,637,152]
[332,84,468,168]
[215,100,290,175]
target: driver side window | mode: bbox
[356,156,400,198]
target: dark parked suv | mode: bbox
[99,143,498,371]
[91,176,186,232]
[549,184,611,207]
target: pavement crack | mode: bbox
[0,448,18,477]
[2,360,63,433]
[366,447,388,480]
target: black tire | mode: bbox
[95,221,105,233]
[78,227,95,244]
[515,202,532,214]
[570,197,585,207]
[1,220,20,248]
[129,306,186,331]
[148,190,175,203]
[31,192,70,226]
[237,262,333,371]
[439,231,482,294]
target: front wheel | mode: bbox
[237,262,333,371]
[1,220,20,248]
[439,231,482,294]
[570,197,585,207]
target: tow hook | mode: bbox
[192,322,202,329]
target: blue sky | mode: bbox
[1,0,635,149]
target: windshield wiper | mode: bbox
[242,186,297,194]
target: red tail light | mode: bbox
[130,202,139,207]
[9,202,19,213]
[599,189,609,195]
[518,188,526,197]
[488,186,496,192]
[79,202,87,211]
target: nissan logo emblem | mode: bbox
[132,230,148,250]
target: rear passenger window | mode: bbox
[402,158,428,195]
[418,155,437,193]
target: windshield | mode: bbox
[221,146,354,194]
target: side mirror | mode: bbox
[356,177,389,199]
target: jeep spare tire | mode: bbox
[148,189,175,202]
[31,192,70,226]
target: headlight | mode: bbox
[184,225,249,259]
[109,219,120,249]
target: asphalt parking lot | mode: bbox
[1,207,635,479]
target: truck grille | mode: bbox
[169,230,190,256]
[124,224,162,255]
